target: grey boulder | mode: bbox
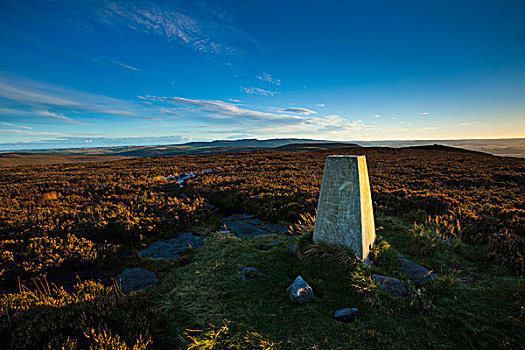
[117,268,159,293]
[398,254,439,286]
[286,276,314,304]
[334,308,361,323]
[139,232,204,259]
[371,274,408,299]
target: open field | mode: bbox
[0,147,523,349]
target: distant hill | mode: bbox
[1,138,523,167]
[401,144,489,155]
[273,142,360,152]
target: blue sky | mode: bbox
[0,0,524,150]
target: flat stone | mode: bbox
[286,276,314,304]
[313,156,376,262]
[242,267,261,280]
[264,223,289,234]
[245,219,264,225]
[286,245,297,251]
[334,308,361,323]
[117,268,159,293]
[371,274,408,299]
[139,232,204,259]
[222,214,254,222]
[224,221,270,239]
[397,254,439,286]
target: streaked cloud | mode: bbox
[316,104,325,107]
[373,114,381,118]
[256,72,280,85]
[418,112,430,116]
[110,60,141,71]
[1,122,31,130]
[241,87,279,96]
[0,129,70,136]
[275,107,316,115]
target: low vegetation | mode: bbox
[0,147,523,348]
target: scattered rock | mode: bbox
[245,218,263,225]
[116,268,159,293]
[371,274,408,299]
[333,308,361,323]
[139,232,204,259]
[264,223,289,234]
[286,276,314,304]
[398,254,439,286]
[286,245,297,251]
[222,214,254,222]
[224,221,270,239]
[242,267,261,280]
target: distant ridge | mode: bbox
[401,144,489,155]
[273,142,360,151]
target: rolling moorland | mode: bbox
[0,145,524,349]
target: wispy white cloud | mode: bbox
[0,129,70,136]
[241,87,279,96]
[418,112,430,116]
[110,59,141,71]
[0,74,157,125]
[95,0,250,57]
[141,95,299,122]
[316,104,325,107]
[256,72,280,85]
[373,114,381,118]
[275,107,316,115]
[1,122,32,130]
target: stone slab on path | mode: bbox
[264,223,289,234]
[245,218,264,225]
[398,254,439,286]
[221,214,254,222]
[224,221,270,239]
[139,232,204,259]
[117,268,159,293]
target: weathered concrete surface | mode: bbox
[313,155,375,261]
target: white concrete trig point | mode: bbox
[313,155,376,262]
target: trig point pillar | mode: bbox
[313,155,375,262]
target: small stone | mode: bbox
[242,267,261,280]
[117,268,159,293]
[286,245,297,251]
[286,276,314,304]
[334,308,361,323]
[245,219,264,225]
[371,274,408,299]
[222,214,254,222]
[398,254,439,286]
